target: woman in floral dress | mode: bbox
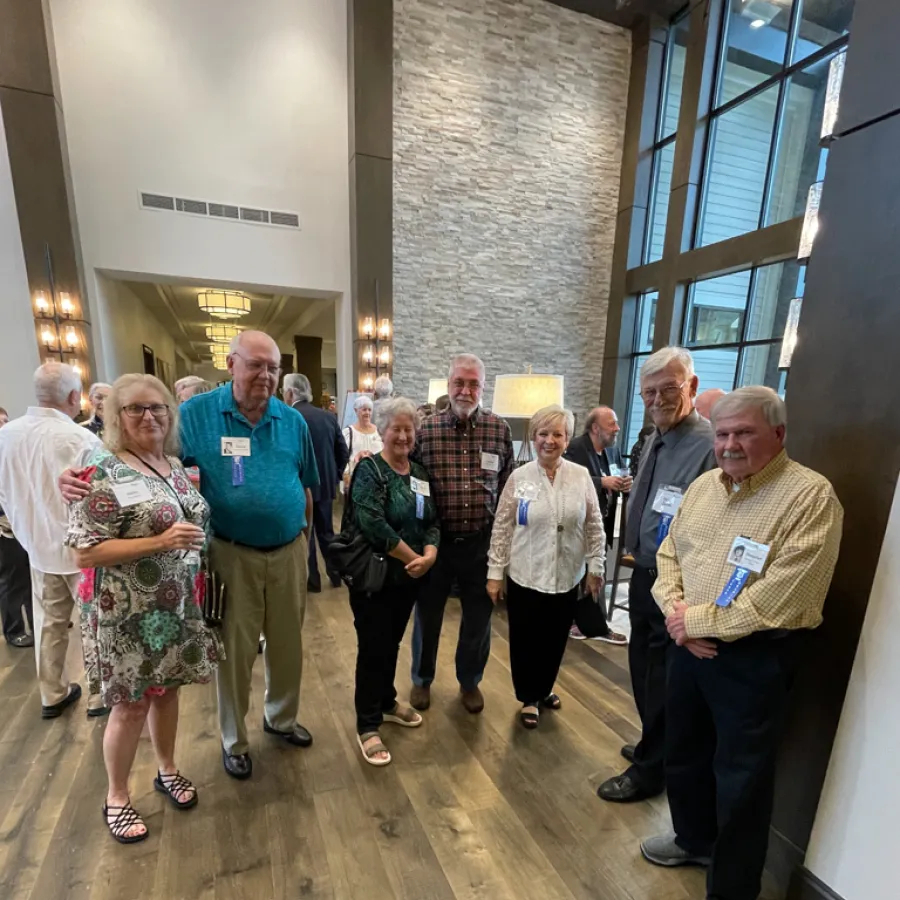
[66,374,223,844]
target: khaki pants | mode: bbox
[30,569,102,711]
[210,534,308,755]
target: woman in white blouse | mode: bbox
[487,405,606,729]
[343,395,384,489]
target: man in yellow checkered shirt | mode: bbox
[640,386,843,900]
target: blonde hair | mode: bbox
[529,404,575,441]
[104,374,181,456]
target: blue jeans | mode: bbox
[410,531,493,692]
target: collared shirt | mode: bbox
[0,407,101,573]
[488,459,606,594]
[653,450,843,642]
[414,406,514,535]
[625,410,716,568]
[179,386,319,548]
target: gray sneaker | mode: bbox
[640,832,711,868]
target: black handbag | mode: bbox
[327,459,388,594]
[574,591,610,637]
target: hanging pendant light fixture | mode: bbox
[206,323,243,345]
[198,290,251,319]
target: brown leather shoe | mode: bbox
[460,686,484,714]
[410,684,431,711]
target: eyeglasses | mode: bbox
[640,380,688,404]
[121,403,170,419]
[232,351,281,377]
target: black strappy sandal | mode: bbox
[102,801,149,844]
[540,693,562,710]
[153,770,198,809]
[520,705,540,729]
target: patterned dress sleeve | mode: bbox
[487,469,518,581]
[65,455,126,549]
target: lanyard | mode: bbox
[125,452,187,517]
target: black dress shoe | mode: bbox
[596,772,663,803]
[7,633,34,648]
[263,718,313,747]
[42,683,82,719]
[307,579,322,594]
[88,706,111,718]
[621,743,636,764]
[222,747,253,780]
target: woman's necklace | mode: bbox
[541,462,566,533]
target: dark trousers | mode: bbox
[307,498,337,588]
[350,579,421,734]
[626,565,667,791]
[667,634,801,900]
[411,531,493,691]
[507,578,578,704]
[0,535,33,642]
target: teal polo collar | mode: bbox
[217,385,284,428]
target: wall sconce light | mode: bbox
[72,361,84,378]
[779,297,803,368]
[361,317,375,339]
[378,318,392,341]
[821,51,846,143]
[798,182,822,262]
[40,326,57,349]
[378,345,391,366]
[59,293,74,317]
[34,291,51,316]
[362,345,375,366]
[361,373,375,391]
[64,326,79,349]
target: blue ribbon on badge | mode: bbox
[517,498,530,526]
[415,493,425,520]
[716,567,750,607]
[232,456,244,487]
[656,513,673,547]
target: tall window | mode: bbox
[683,261,802,396]
[695,0,853,248]
[643,15,690,264]
[623,291,658,452]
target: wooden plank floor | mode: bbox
[0,583,710,900]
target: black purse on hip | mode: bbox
[327,459,388,594]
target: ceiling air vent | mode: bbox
[208,203,240,220]
[176,198,208,215]
[270,211,300,228]
[240,207,269,224]
[140,192,175,211]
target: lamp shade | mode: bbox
[427,379,448,404]
[492,374,564,418]
[198,290,251,319]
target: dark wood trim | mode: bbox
[787,868,846,900]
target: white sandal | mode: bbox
[382,704,423,728]
[357,732,392,766]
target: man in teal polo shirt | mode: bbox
[179,331,319,779]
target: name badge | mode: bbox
[481,452,500,473]
[652,484,683,515]
[221,437,251,457]
[726,536,770,575]
[410,476,431,497]
[514,481,540,502]
[111,477,153,508]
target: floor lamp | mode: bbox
[492,371,565,464]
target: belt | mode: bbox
[442,529,490,545]
[219,536,296,554]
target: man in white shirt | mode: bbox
[0,363,103,718]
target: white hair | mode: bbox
[530,404,575,441]
[373,396,419,436]
[174,375,204,394]
[640,346,695,383]
[354,395,374,412]
[712,386,787,428]
[283,373,313,403]
[448,353,486,381]
[373,375,393,400]
[34,362,81,406]
[88,381,112,400]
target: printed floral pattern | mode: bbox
[66,450,223,705]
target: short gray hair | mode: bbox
[583,405,613,435]
[640,346,695,383]
[174,375,204,395]
[712,386,787,428]
[373,375,393,400]
[34,362,81,406]
[283,373,313,403]
[448,353,486,381]
[354,395,374,412]
[88,381,112,400]
[530,404,575,441]
[373,396,419,436]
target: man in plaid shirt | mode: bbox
[410,353,514,713]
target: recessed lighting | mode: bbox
[750,18,766,28]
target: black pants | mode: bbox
[307,498,337,588]
[411,531,493,691]
[667,634,801,900]
[626,565,667,791]
[350,579,421,734]
[507,578,578,704]
[0,535,33,642]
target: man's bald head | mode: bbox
[695,388,727,421]
[228,330,282,409]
